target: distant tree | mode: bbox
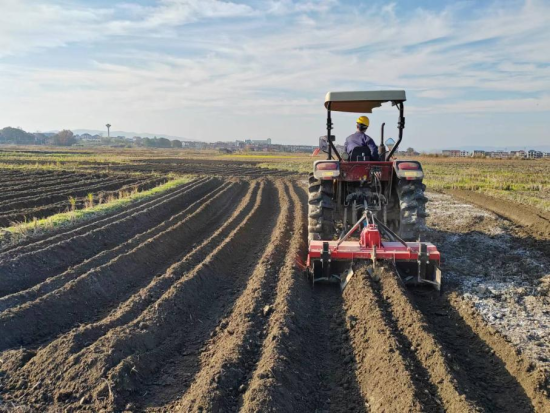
[0,127,36,144]
[142,137,154,147]
[171,139,182,149]
[33,133,48,145]
[157,137,171,148]
[101,136,112,145]
[134,137,143,147]
[53,130,77,146]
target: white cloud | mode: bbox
[417,90,461,99]
[438,95,550,114]
[0,0,257,56]
[134,0,255,29]
[0,0,549,147]
[0,0,109,57]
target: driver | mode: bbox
[344,116,379,161]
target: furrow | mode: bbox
[0,181,261,409]
[0,175,90,200]
[0,176,148,223]
[0,180,244,350]
[0,176,133,211]
[378,268,533,412]
[0,179,223,312]
[168,180,294,412]
[0,177,205,256]
[333,268,436,412]
[239,182,366,413]
[413,288,550,412]
[15,179,279,411]
[0,178,218,296]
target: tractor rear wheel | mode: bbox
[396,180,428,241]
[308,173,334,241]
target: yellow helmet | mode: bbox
[356,115,370,127]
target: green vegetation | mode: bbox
[252,154,550,213]
[0,176,194,245]
[52,130,77,146]
[1,146,547,214]
[421,158,550,212]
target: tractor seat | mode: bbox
[349,146,372,161]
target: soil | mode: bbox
[90,158,295,178]
[0,170,166,227]
[0,173,548,412]
[445,189,550,240]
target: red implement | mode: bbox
[307,221,442,291]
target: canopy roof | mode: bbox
[324,90,406,113]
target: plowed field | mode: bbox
[0,169,166,227]
[0,175,548,412]
[94,158,295,177]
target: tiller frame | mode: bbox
[307,211,442,291]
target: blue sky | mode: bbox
[0,0,549,149]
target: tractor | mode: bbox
[306,90,442,291]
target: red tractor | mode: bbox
[306,91,442,291]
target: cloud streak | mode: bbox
[0,0,549,148]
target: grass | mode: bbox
[0,175,194,246]
[420,157,550,212]
[221,153,315,159]
[1,144,548,214]
[250,153,550,213]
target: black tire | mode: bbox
[308,173,334,241]
[396,180,428,241]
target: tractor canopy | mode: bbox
[324,90,406,113]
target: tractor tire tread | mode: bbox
[397,179,428,241]
[307,174,335,241]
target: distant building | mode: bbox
[288,145,316,153]
[442,150,461,157]
[489,150,511,159]
[528,150,543,159]
[510,150,526,158]
[182,141,206,149]
[78,133,101,143]
[472,150,486,157]
[245,138,272,145]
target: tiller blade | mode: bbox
[306,212,442,292]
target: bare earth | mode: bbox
[427,192,550,373]
[0,174,548,412]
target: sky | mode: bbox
[0,0,549,149]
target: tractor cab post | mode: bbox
[321,90,407,162]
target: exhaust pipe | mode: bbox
[379,122,386,160]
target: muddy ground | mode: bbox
[0,175,548,412]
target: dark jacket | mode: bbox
[344,131,379,160]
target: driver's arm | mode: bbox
[365,136,379,160]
